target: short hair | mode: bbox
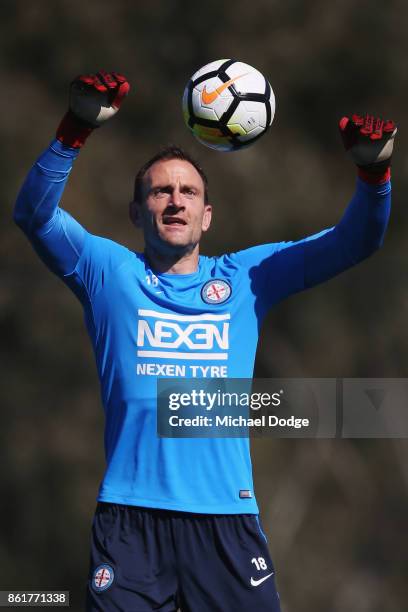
[133,145,209,204]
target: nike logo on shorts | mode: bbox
[250,572,274,587]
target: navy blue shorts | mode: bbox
[86,503,281,611]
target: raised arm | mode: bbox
[302,174,390,288]
[13,71,130,277]
[14,141,85,276]
[229,114,397,311]
[301,113,396,287]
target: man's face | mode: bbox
[132,159,212,257]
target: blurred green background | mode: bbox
[1,1,407,610]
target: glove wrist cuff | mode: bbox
[357,166,391,185]
[56,111,96,149]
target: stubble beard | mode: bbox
[145,231,200,266]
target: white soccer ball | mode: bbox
[182,59,275,152]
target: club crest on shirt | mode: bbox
[92,564,114,592]
[201,279,232,305]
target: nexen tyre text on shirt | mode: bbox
[136,309,230,360]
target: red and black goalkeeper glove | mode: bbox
[56,71,130,148]
[339,114,397,184]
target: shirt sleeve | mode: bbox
[228,177,391,312]
[13,139,133,303]
[14,139,86,277]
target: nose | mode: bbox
[169,187,183,208]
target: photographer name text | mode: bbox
[168,415,310,429]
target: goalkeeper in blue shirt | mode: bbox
[14,71,396,612]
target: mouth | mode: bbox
[162,216,187,226]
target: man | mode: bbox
[14,71,396,611]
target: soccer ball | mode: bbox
[182,59,275,152]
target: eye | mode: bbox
[183,187,197,197]
[152,187,171,197]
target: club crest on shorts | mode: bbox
[92,564,114,592]
[201,279,232,304]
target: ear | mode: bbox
[129,200,142,228]
[201,203,212,233]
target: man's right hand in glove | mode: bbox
[57,71,130,148]
[339,114,397,184]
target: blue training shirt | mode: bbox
[14,140,391,514]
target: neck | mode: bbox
[144,244,200,274]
